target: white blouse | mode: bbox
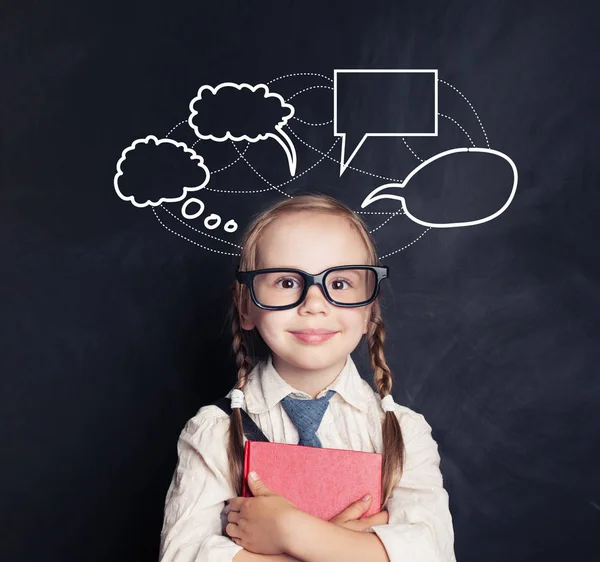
[159,354,456,562]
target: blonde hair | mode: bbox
[228,193,404,507]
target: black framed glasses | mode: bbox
[236,265,389,310]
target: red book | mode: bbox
[242,440,382,520]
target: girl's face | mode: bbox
[239,212,373,373]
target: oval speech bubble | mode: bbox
[361,147,518,228]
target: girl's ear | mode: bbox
[240,313,255,331]
[235,294,255,331]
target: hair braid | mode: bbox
[367,302,405,506]
[227,299,254,496]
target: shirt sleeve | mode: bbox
[159,407,244,562]
[370,409,456,562]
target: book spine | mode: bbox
[377,457,383,510]
[242,440,250,497]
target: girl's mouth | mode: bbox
[289,331,338,344]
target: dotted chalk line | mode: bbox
[286,84,333,102]
[203,136,338,194]
[208,142,250,175]
[402,138,423,162]
[231,141,292,198]
[151,207,241,256]
[159,204,242,248]
[266,72,333,85]
[293,115,333,127]
[368,208,405,233]
[356,211,396,215]
[285,125,404,184]
[439,113,476,147]
[286,84,334,126]
[439,79,490,148]
[380,228,432,259]
[165,120,187,138]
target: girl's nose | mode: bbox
[300,284,329,310]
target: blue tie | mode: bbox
[280,389,336,448]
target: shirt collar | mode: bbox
[235,354,370,414]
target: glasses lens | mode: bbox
[253,271,305,307]
[324,268,377,304]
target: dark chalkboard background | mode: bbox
[2,1,599,561]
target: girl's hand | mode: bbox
[329,495,389,532]
[226,471,299,555]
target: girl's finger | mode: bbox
[227,510,241,523]
[225,522,240,539]
[229,497,245,511]
[363,510,389,526]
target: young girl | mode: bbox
[159,194,456,562]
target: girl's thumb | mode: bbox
[360,494,372,505]
[331,494,372,522]
[347,494,372,518]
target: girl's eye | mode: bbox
[275,276,301,289]
[329,278,352,291]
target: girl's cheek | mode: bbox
[341,309,368,328]
[255,312,290,338]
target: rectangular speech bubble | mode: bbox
[334,69,438,175]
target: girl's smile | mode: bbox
[288,329,339,344]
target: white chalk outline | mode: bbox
[188,82,297,176]
[224,219,238,233]
[159,204,242,248]
[181,197,205,219]
[114,135,210,208]
[361,147,518,228]
[152,207,241,257]
[334,69,439,176]
[204,213,222,230]
[285,123,401,183]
